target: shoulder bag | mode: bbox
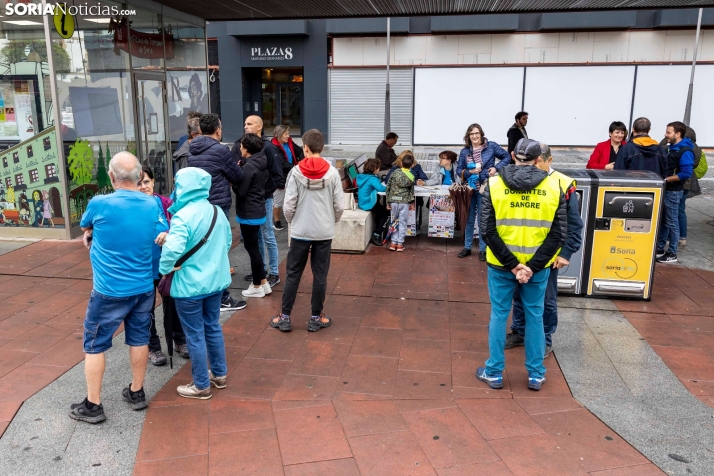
[157,206,218,297]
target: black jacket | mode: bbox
[233,151,269,220]
[480,165,567,274]
[614,135,668,178]
[507,124,527,153]
[173,140,190,171]
[231,135,284,198]
[188,135,243,211]
[376,141,397,171]
[273,138,305,188]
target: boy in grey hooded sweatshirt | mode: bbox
[270,129,344,333]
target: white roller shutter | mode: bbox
[329,68,413,146]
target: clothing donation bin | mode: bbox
[584,170,663,300]
[553,169,592,295]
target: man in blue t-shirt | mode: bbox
[70,152,161,424]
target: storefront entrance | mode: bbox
[133,72,171,195]
[244,67,304,136]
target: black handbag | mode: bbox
[157,206,218,297]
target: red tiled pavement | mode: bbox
[0,240,92,436]
[134,236,664,476]
[614,265,714,408]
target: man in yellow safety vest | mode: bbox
[476,138,567,391]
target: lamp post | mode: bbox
[384,17,391,138]
[683,8,703,125]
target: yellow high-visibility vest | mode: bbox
[486,172,562,267]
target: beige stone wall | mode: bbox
[333,30,714,66]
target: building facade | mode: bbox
[210,9,714,147]
[0,0,209,240]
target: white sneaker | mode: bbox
[242,285,266,298]
[262,282,272,295]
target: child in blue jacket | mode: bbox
[357,158,388,246]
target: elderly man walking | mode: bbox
[70,152,162,423]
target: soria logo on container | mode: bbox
[4,2,136,17]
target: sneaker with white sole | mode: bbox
[221,297,247,311]
[242,285,266,298]
[528,374,546,391]
[209,371,227,389]
[267,274,280,287]
[262,282,272,295]
[656,252,678,264]
[475,367,503,389]
[655,249,666,258]
[177,382,212,399]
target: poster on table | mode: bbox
[0,126,66,228]
[428,194,455,238]
[405,201,418,236]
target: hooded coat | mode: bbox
[284,157,344,241]
[356,173,386,211]
[188,135,243,211]
[480,164,567,274]
[232,151,269,220]
[159,167,232,298]
[614,135,667,178]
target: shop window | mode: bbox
[45,163,57,179]
[15,173,24,186]
[2,157,6,168]
[5,177,11,188]
[29,169,39,183]
[13,152,19,163]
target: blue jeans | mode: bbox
[258,197,279,276]
[83,289,154,354]
[678,190,688,239]
[657,190,683,255]
[511,264,559,346]
[174,291,227,390]
[222,207,231,303]
[464,191,485,252]
[486,266,549,378]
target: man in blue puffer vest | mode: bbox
[188,113,246,312]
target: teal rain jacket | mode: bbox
[159,167,232,298]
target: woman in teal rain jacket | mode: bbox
[159,167,232,400]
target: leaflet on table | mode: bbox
[428,194,455,238]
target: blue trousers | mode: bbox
[486,266,549,379]
[464,191,485,252]
[258,197,279,276]
[511,264,559,346]
[657,190,683,255]
[174,291,227,390]
[678,190,688,239]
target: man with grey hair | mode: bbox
[506,142,583,358]
[70,152,163,423]
[173,116,201,171]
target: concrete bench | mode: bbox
[332,193,373,253]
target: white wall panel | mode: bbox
[632,65,714,147]
[524,66,635,146]
[413,67,524,145]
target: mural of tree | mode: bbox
[96,143,110,189]
[0,41,71,73]
[67,139,94,186]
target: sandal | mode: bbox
[270,314,292,332]
[308,314,332,332]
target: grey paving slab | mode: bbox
[556,304,714,475]
[0,239,35,256]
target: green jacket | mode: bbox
[159,167,232,298]
[386,168,414,204]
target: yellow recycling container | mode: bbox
[585,170,663,300]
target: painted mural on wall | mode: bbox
[0,126,65,228]
[67,139,118,227]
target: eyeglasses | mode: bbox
[469,132,481,136]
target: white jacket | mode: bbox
[284,159,344,241]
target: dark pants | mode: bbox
[149,280,186,353]
[511,264,559,346]
[370,201,389,235]
[678,190,689,239]
[240,223,266,286]
[282,239,331,317]
[222,207,232,303]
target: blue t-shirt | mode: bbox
[442,168,453,186]
[282,144,293,164]
[80,190,161,297]
[236,215,266,225]
[151,196,170,279]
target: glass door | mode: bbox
[134,72,170,195]
[279,84,302,131]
